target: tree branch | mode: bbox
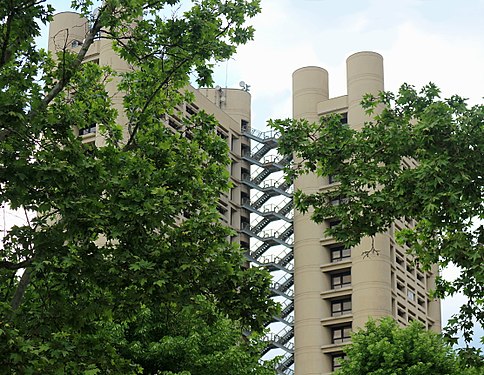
[0,258,33,270]
[28,5,105,119]
[124,56,191,149]
[11,266,32,310]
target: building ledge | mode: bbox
[317,95,348,115]
[321,286,352,299]
[321,341,351,354]
[320,236,340,246]
[80,132,96,144]
[320,259,352,273]
[321,314,353,326]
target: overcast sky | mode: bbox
[41,0,483,348]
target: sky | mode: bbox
[38,0,483,348]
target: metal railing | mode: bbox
[241,126,294,374]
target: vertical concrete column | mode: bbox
[346,51,384,130]
[351,235,393,329]
[347,52,392,329]
[292,67,329,375]
[98,29,132,145]
[427,265,442,332]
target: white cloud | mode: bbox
[383,22,484,104]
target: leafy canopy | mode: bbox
[0,0,278,374]
[336,317,482,375]
[272,83,483,345]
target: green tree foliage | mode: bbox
[0,0,278,373]
[272,83,483,344]
[336,318,482,375]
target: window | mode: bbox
[241,119,249,132]
[332,353,347,371]
[241,192,249,205]
[79,124,96,135]
[241,167,250,181]
[407,290,415,302]
[217,205,227,216]
[330,244,351,263]
[330,196,347,206]
[186,105,196,116]
[240,217,250,230]
[331,271,351,289]
[416,272,425,284]
[168,118,182,131]
[331,298,351,316]
[328,219,341,229]
[71,39,82,48]
[241,144,250,157]
[339,112,348,125]
[417,296,426,308]
[217,130,228,142]
[328,174,339,184]
[332,325,351,344]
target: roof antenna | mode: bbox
[225,59,229,89]
[239,81,250,92]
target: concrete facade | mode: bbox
[48,12,252,247]
[48,15,441,374]
[292,52,441,374]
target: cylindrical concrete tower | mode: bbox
[346,52,392,329]
[351,235,393,329]
[48,12,88,55]
[98,29,132,145]
[292,66,329,375]
[346,51,384,129]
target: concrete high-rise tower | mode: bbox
[48,15,441,373]
[292,52,441,375]
[48,11,253,251]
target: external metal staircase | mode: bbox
[241,127,294,375]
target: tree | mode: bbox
[0,0,278,373]
[335,317,482,375]
[271,83,483,344]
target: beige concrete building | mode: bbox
[292,51,441,374]
[48,15,441,374]
[48,11,252,248]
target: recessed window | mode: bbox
[217,205,227,216]
[241,119,249,132]
[407,290,415,302]
[331,299,352,316]
[71,39,82,48]
[331,271,351,289]
[330,244,351,263]
[186,105,196,116]
[328,219,341,229]
[217,130,228,142]
[79,124,96,135]
[332,325,351,344]
[416,272,424,283]
[406,264,414,274]
[339,112,348,125]
[330,196,348,206]
[332,353,347,371]
[328,174,339,184]
[168,118,182,130]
